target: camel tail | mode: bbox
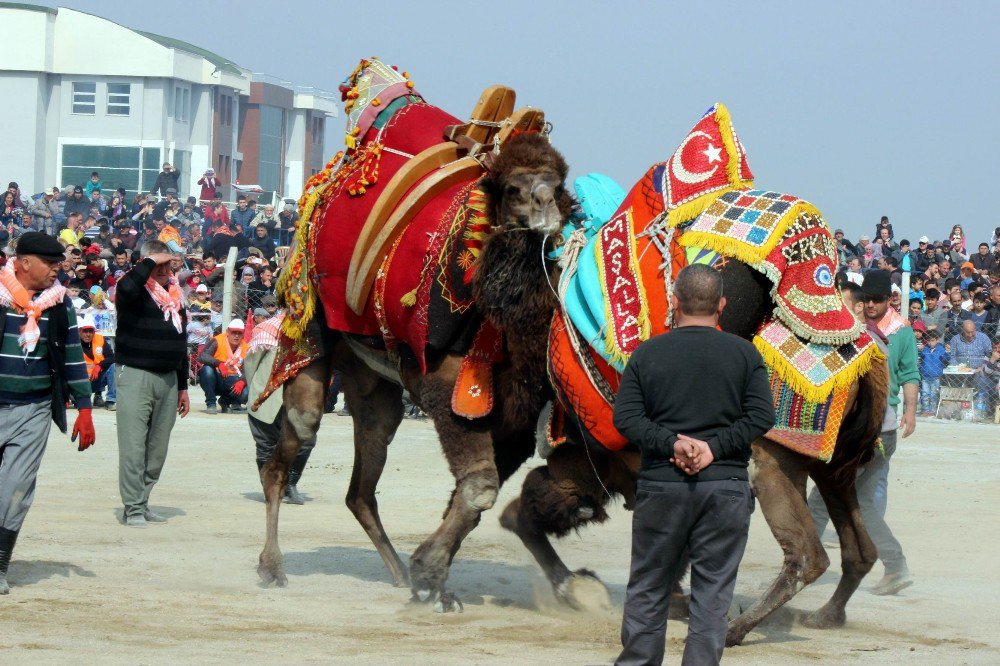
[829,359,890,484]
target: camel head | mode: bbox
[480,133,575,238]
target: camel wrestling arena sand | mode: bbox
[1,410,997,664]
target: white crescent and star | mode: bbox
[670,131,722,185]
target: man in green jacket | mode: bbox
[811,270,918,596]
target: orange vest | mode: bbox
[83,332,105,377]
[213,332,248,377]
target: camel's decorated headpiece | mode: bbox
[338,57,420,150]
[661,102,755,227]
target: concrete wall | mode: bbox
[0,72,45,195]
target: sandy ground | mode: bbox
[1,409,998,665]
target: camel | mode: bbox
[257,133,573,611]
[499,243,890,645]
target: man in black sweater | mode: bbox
[114,240,190,526]
[613,264,775,666]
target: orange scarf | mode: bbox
[144,275,184,333]
[0,261,67,352]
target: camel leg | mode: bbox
[800,468,877,629]
[498,443,692,614]
[258,356,330,587]
[341,371,409,587]
[727,440,830,646]
[406,376,501,611]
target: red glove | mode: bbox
[231,379,246,397]
[89,366,101,381]
[72,408,96,451]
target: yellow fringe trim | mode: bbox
[277,175,336,341]
[754,334,886,404]
[677,201,823,266]
[713,103,755,193]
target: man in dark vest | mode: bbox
[0,232,96,594]
[613,264,775,665]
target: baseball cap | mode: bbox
[918,236,929,244]
[961,261,975,271]
[79,315,96,330]
[195,284,209,294]
[859,234,870,241]
[253,307,269,317]
[227,319,245,331]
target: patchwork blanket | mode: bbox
[550,103,882,457]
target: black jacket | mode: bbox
[613,326,776,482]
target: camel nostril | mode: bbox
[531,183,555,210]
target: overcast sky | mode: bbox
[43,0,1000,246]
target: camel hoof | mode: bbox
[800,607,846,629]
[668,591,690,619]
[257,563,288,588]
[433,592,464,614]
[556,569,612,612]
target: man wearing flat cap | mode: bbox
[810,269,919,596]
[0,232,96,594]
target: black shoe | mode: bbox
[105,402,116,412]
[284,484,305,505]
[0,527,19,595]
[93,394,106,408]
[220,403,231,414]
[206,405,218,414]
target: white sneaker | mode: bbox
[125,515,147,527]
[872,569,913,595]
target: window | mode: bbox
[72,82,96,114]
[107,83,131,116]
[61,144,161,201]
[259,105,284,192]
[174,86,190,122]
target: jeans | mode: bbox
[919,377,940,414]
[808,430,906,573]
[90,364,116,402]
[198,366,248,408]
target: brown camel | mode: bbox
[257,134,573,611]
[499,258,890,646]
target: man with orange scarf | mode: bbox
[114,240,189,527]
[198,319,250,414]
[0,232,95,595]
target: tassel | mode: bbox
[400,288,418,307]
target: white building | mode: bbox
[0,3,337,202]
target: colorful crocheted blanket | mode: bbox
[550,103,882,457]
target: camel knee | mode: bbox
[461,474,499,512]
[803,548,831,585]
[286,407,322,442]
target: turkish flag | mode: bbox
[663,104,754,212]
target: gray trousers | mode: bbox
[0,402,52,531]
[617,478,753,666]
[808,430,906,574]
[116,366,178,518]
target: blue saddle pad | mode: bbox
[560,173,628,371]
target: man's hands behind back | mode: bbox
[669,434,715,476]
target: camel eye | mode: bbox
[505,185,521,197]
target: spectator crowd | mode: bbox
[0,164,301,415]
[834,216,1000,420]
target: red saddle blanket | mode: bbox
[310,102,463,336]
